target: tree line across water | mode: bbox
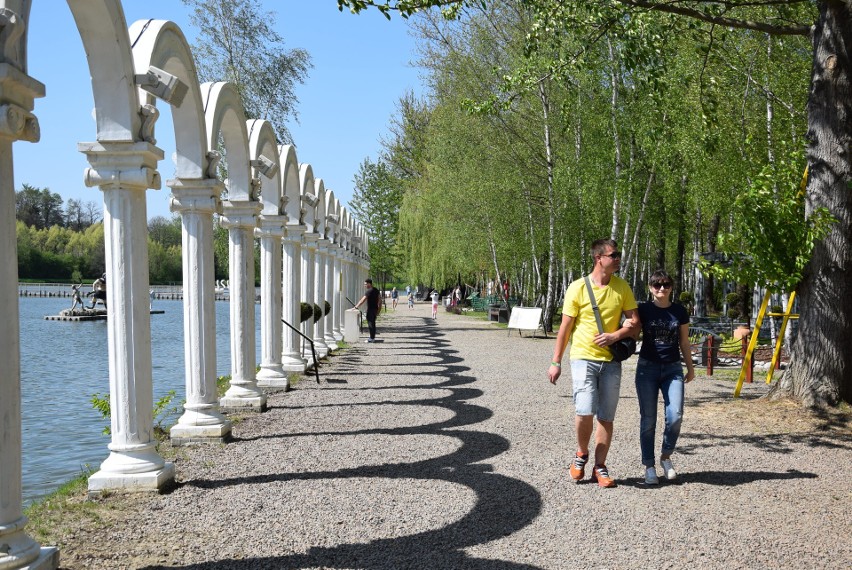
[15,185,234,284]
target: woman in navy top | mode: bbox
[635,270,695,484]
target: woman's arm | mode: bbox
[678,323,695,382]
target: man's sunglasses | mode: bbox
[599,251,622,259]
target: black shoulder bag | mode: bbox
[583,275,636,362]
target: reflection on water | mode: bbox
[19,296,260,505]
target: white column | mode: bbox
[325,245,343,344]
[340,249,352,336]
[313,240,330,358]
[0,53,58,568]
[168,180,231,444]
[256,215,288,388]
[79,141,175,493]
[281,228,306,372]
[301,234,318,366]
[331,248,344,341]
[219,200,267,411]
[324,245,339,349]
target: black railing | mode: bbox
[281,318,320,384]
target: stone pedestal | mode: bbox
[344,308,361,343]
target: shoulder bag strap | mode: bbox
[583,275,605,335]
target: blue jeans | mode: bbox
[635,357,685,467]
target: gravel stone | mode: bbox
[54,303,852,569]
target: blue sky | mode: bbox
[16,1,423,220]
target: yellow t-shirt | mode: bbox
[563,275,638,361]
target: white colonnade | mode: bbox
[0,2,371,569]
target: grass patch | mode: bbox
[23,466,105,545]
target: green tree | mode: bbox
[148,216,183,249]
[339,0,852,408]
[15,183,64,229]
[350,158,403,289]
[183,0,312,143]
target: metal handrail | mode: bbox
[281,318,320,384]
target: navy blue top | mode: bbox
[638,302,690,363]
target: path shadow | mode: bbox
[618,468,817,488]
[160,310,545,570]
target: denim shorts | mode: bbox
[570,359,622,421]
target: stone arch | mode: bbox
[200,81,251,200]
[128,19,207,179]
[340,208,351,252]
[247,119,282,216]
[279,144,301,224]
[67,0,141,141]
[325,191,339,244]
[299,163,316,232]
[313,178,327,238]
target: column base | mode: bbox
[219,394,267,412]
[88,463,175,494]
[257,376,290,390]
[324,336,338,351]
[332,330,344,342]
[280,358,306,373]
[21,548,60,570]
[256,365,288,386]
[314,340,329,358]
[170,420,232,445]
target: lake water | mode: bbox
[19,296,261,505]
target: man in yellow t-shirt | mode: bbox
[548,239,639,488]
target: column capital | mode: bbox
[220,199,261,229]
[78,140,164,191]
[167,178,222,215]
[255,214,287,238]
[316,238,330,251]
[283,224,306,244]
[0,63,44,142]
[302,232,320,246]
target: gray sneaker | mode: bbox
[644,466,659,485]
[660,459,677,480]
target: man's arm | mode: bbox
[592,308,639,347]
[548,314,575,384]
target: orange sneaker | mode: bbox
[569,452,589,482]
[591,464,617,488]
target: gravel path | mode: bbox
[58,302,851,569]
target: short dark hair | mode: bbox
[649,269,673,287]
[591,238,618,259]
[364,278,373,285]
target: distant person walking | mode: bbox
[431,290,439,319]
[391,287,399,310]
[408,291,414,309]
[635,269,694,485]
[354,278,382,343]
[547,239,639,488]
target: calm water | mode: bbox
[19,296,261,505]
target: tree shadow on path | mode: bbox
[149,315,544,570]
